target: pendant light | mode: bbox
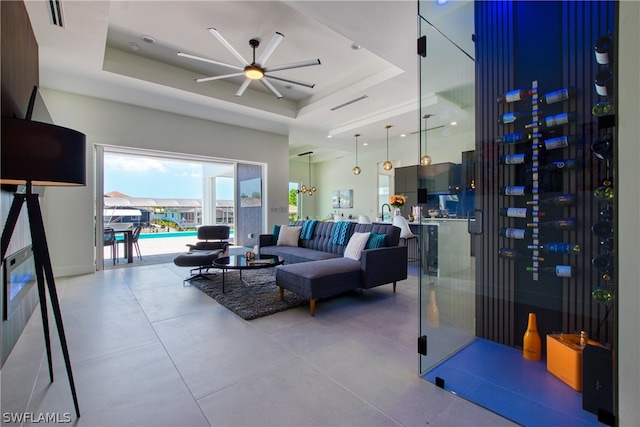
[383,125,393,171]
[352,133,361,175]
[420,114,432,166]
[297,151,316,196]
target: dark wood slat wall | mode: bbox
[474,1,616,349]
[474,0,517,347]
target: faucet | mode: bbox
[381,203,391,221]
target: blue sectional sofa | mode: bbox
[258,220,408,316]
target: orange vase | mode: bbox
[523,312,542,361]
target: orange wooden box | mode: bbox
[546,333,602,392]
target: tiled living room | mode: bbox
[2,1,639,425]
[1,260,515,426]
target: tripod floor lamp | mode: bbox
[1,110,85,418]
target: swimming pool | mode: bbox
[138,230,234,240]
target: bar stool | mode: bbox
[393,215,419,263]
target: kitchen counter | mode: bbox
[374,219,472,276]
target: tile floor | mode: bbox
[1,259,517,426]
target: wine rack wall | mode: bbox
[474,1,616,350]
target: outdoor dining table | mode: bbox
[109,223,134,263]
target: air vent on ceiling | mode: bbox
[330,95,368,111]
[411,124,445,135]
[48,0,64,27]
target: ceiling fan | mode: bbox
[178,28,321,99]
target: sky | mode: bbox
[103,153,234,200]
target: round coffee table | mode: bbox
[212,255,284,293]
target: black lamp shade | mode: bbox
[1,117,86,186]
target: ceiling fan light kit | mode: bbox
[179,28,321,99]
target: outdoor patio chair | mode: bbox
[103,227,118,265]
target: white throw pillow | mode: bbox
[343,232,371,261]
[276,225,302,247]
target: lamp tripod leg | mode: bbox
[34,259,54,382]
[26,194,80,418]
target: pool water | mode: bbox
[138,230,234,239]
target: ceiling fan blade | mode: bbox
[178,52,244,71]
[256,32,284,66]
[235,78,252,97]
[196,72,245,83]
[208,28,250,66]
[260,79,283,99]
[264,59,321,73]
[265,74,315,89]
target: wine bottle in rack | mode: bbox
[499,185,535,196]
[594,34,614,65]
[544,112,575,128]
[500,153,538,165]
[543,135,574,151]
[592,220,614,238]
[527,219,577,230]
[592,286,613,303]
[499,207,546,219]
[495,132,533,145]
[591,134,614,160]
[592,254,614,273]
[540,87,576,105]
[498,248,545,262]
[526,265,574,278]
[498,112,534,125]
[595,68,614,97]
[500,227,537,240]
[499,227,540,240]
[592,101,614,117]
[599,237,614,251]
[594,185,614,203]
[599,205,613,221]
[527,242,582,254]
[527,194,576,206]
[497,89,532,104]
[527,158,577,172]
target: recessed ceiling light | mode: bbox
[129,43,140,51]
[363,142,368,146]
[140,35,155,44]
[450,121,458,126]
[437,0,449,5]
[351,42,362,50]
[400,134,406,137]
[327,135,332,138]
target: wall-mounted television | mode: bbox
[240,177,262,207]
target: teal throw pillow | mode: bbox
[271,224,281,245]
[366,232,387,249]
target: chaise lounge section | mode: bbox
[259,220,408,315]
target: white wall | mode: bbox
[39,89,289,276]
[616,1,640,424]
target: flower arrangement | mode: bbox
[390,194,407,208]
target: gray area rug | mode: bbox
[191,268,308,320]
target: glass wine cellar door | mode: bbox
[417,0,477,376]
[417,1,617,425]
